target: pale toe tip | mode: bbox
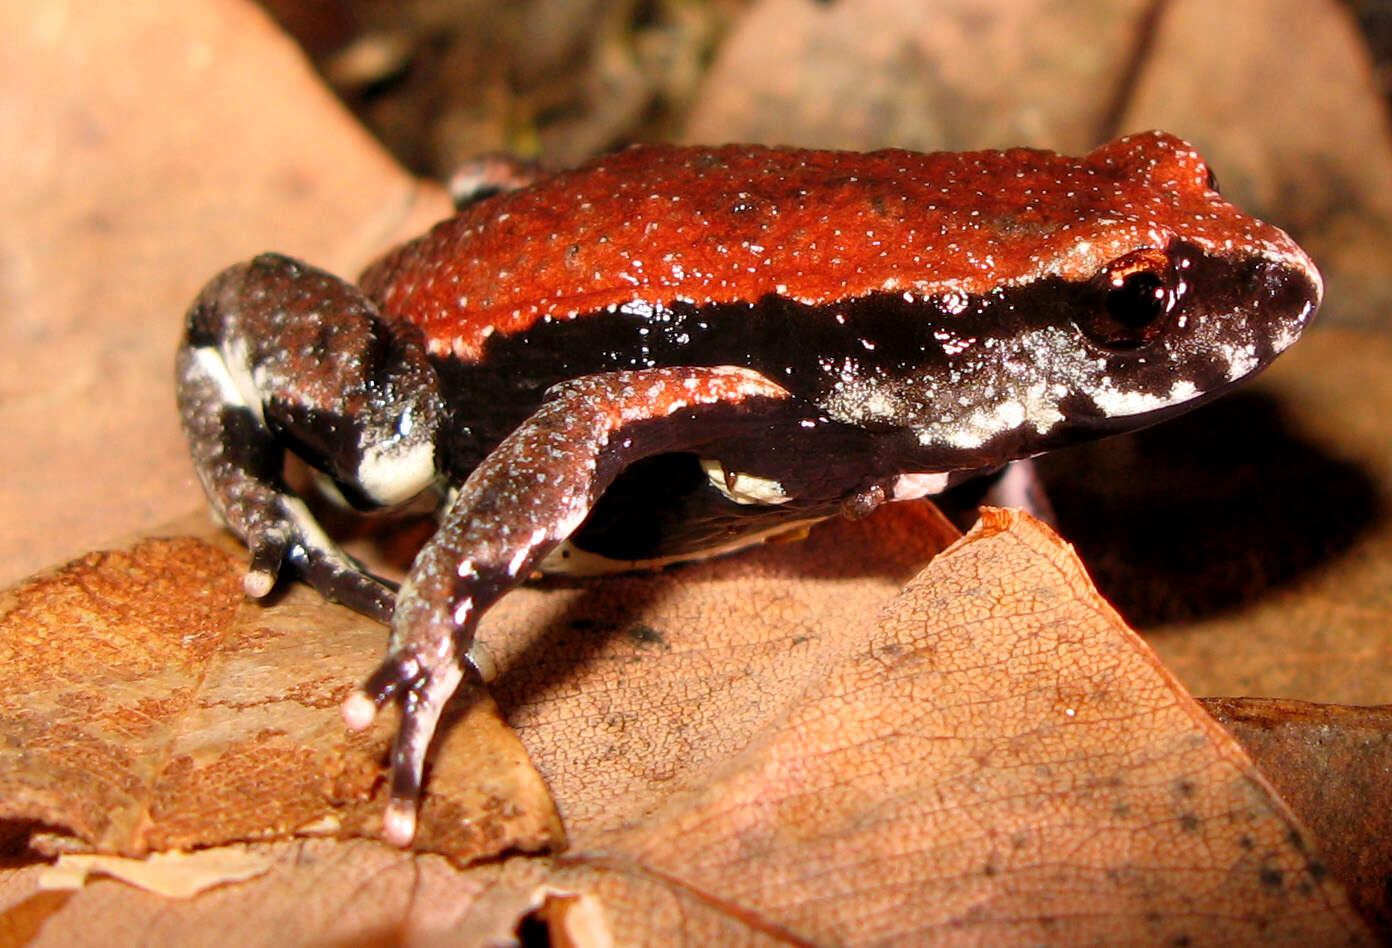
[243,569,275,599]
[382,802,417,847]
[341,691,378,731]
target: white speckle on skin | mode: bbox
[915,374,1068,451]
[1222,341,1261,381]
[357,433,436,506]
[700,460,792,505]
[891,472,950,500]
[190,346,248,410]
[1092,378,1200,417]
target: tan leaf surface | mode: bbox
[0,839,800,946]
[505,510,1371,946]
[0,515,563,860]
[0,839,520,947]
[38,848,274,899]
[476,500,961,838]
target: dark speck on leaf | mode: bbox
[627,623,666,647]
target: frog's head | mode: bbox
[1029,131,1323,439]
[889,132,1322,462]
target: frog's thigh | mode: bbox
[177,254,443,619]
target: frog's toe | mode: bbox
[342,650,468,846]
[243,527,291,598]
[382,800,418,848]
[342,654,412,731]
[243,566,278,600]
[341,689,379,732]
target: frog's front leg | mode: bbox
[341,365,793,845]
[175,253,444,621]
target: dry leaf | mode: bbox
[0,515,563,860]
[37,848,274,899]
[0,839,514,946]
[477,499,961,838]
[483,509,1371,946]
[1203,697,1392,942]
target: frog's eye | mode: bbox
[1205,166,1221,193]
[1076,248,1178,350]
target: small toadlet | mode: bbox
[175,132,1321,845]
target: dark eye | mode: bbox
[1205,166,1220,193]
[1076,248,1179,350]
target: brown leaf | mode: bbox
[0,515,563,860]
[477,499,961,839]
[1203,697,1392,942]
[683,0,1154,152]
[0,838,800,947]
[0,839,526,946]
[38,848,275,900]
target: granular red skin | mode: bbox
[359,132,1304,360]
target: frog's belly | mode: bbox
[537,452,845,575]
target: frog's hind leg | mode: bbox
[175,253,445,622]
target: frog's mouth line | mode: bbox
[1061,379,1251,440]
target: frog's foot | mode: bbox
[241,494,397,622]
[342,647,470,847]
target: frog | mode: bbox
[175,131,1322,845]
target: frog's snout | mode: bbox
[1254,239,1322,356]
